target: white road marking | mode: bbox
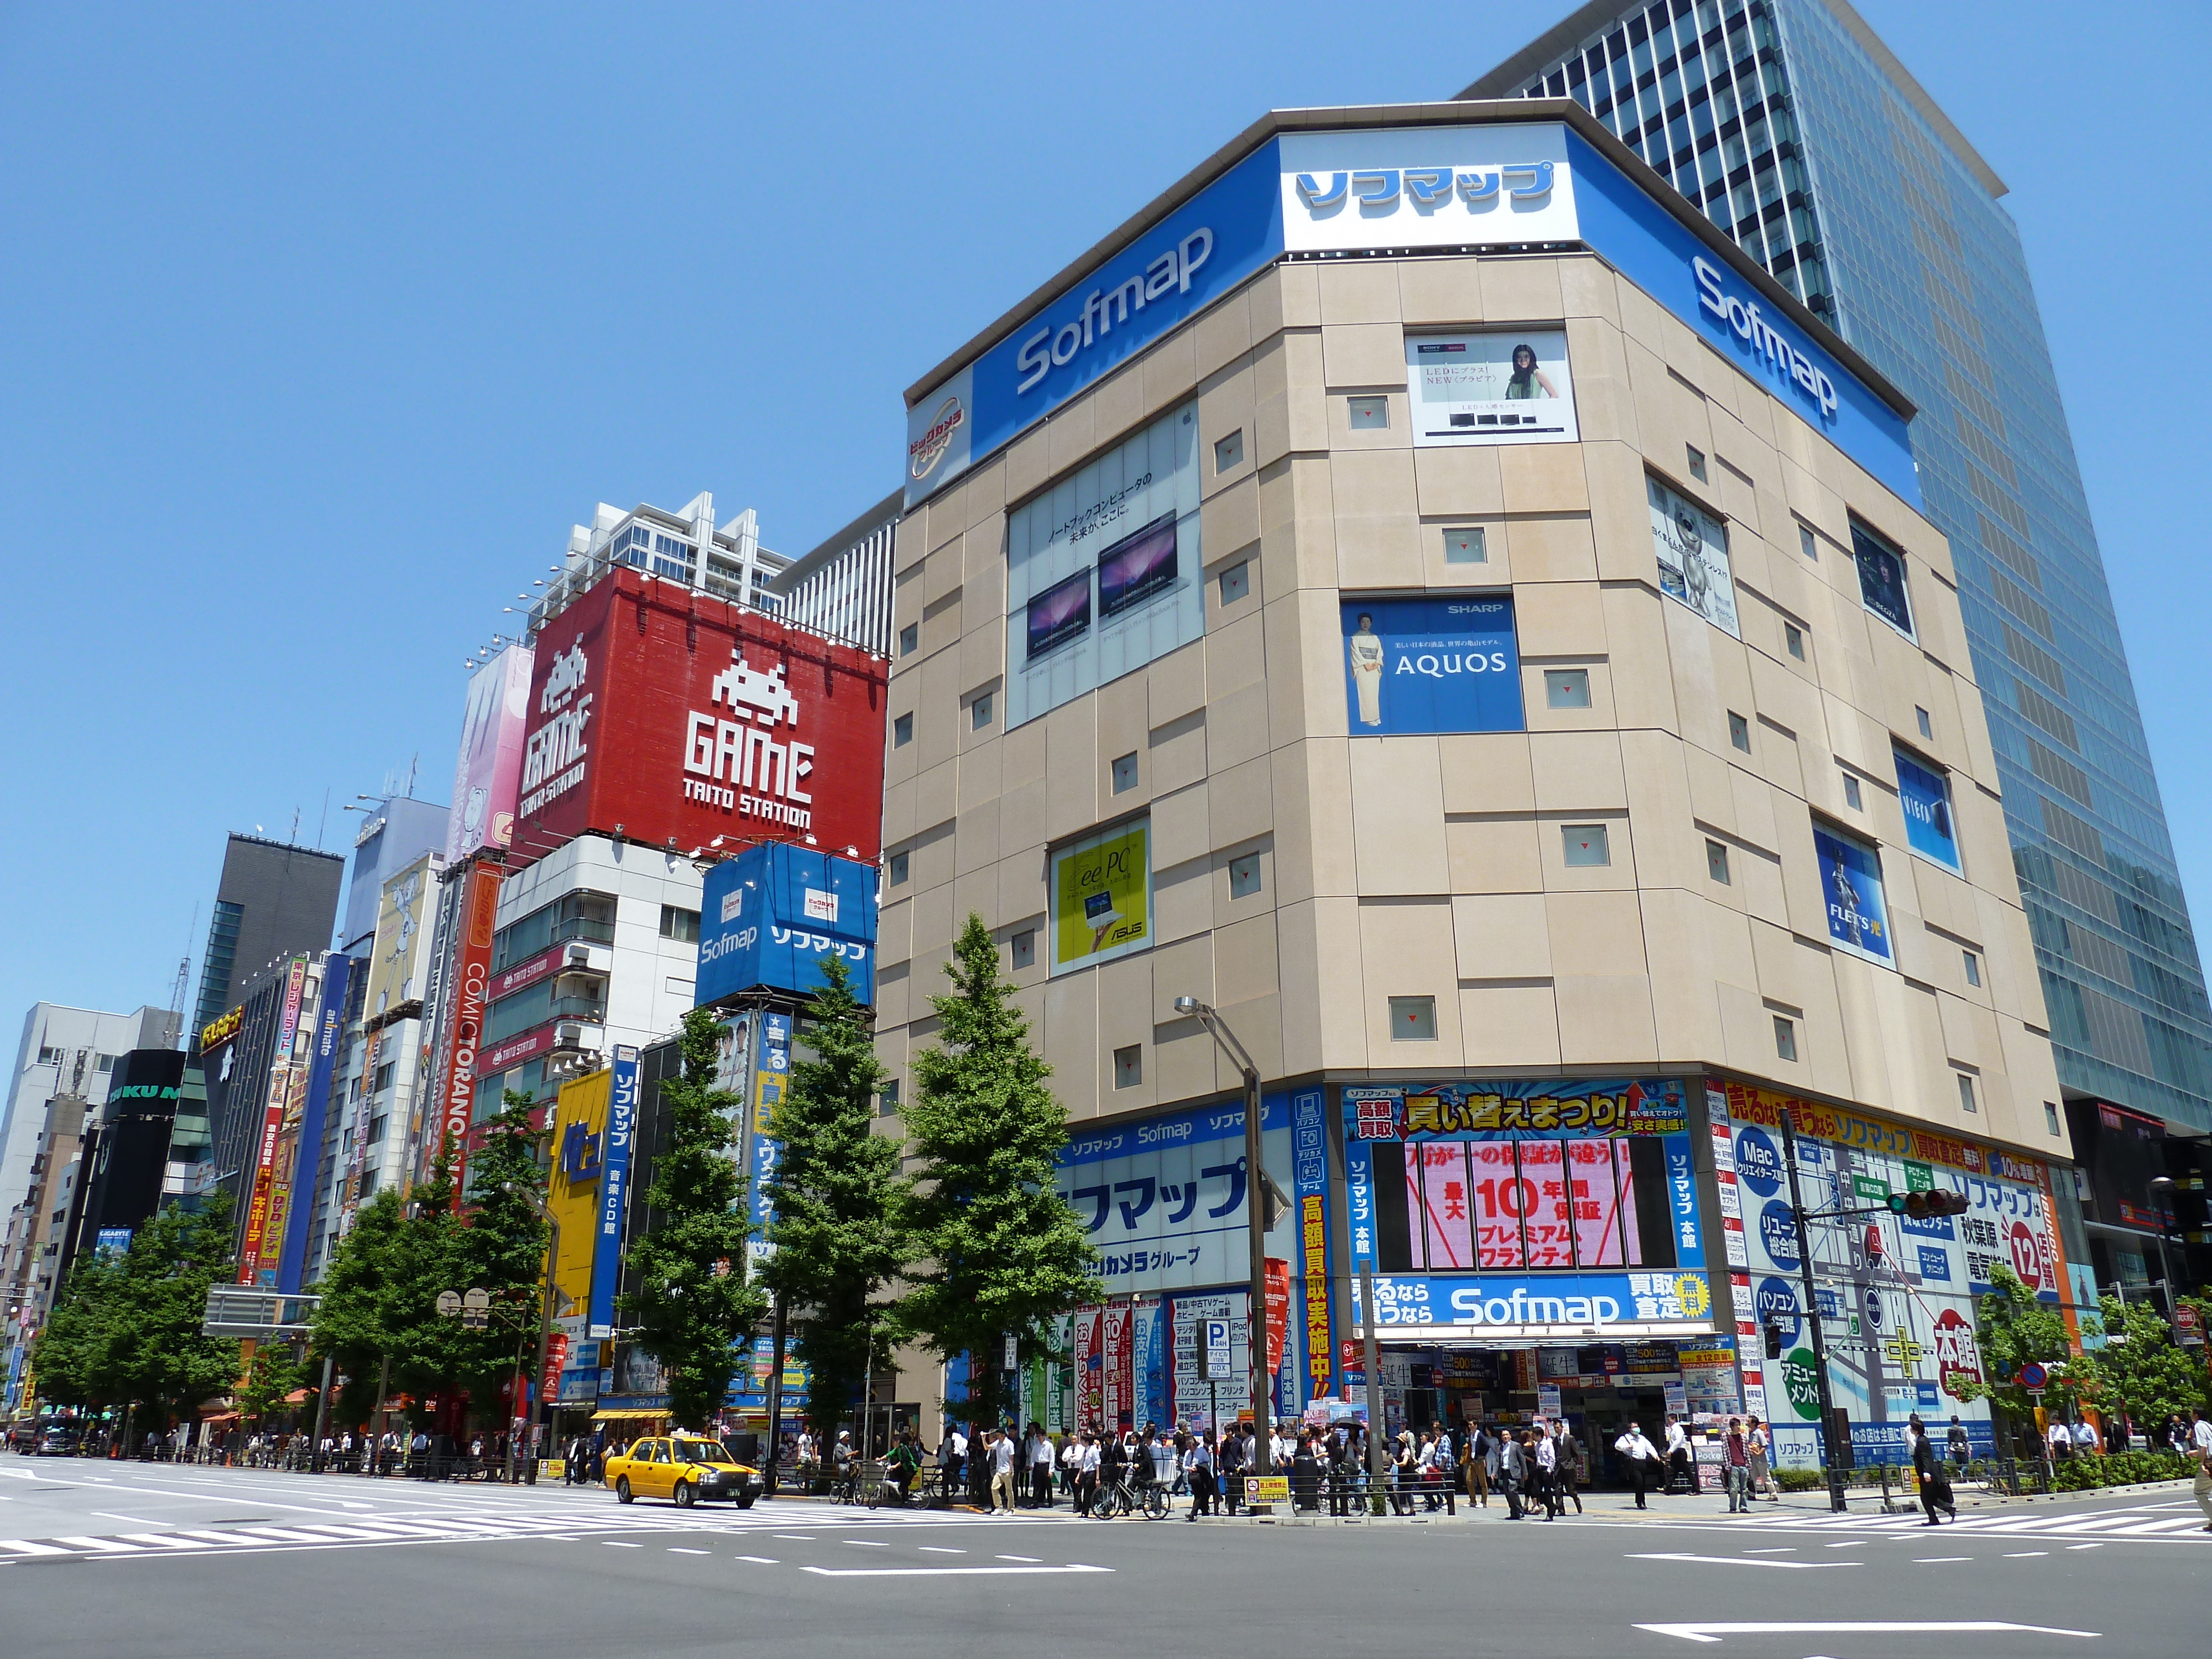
[735,1556,778,1564]
[0,1539,72,1555]
[801,1563,1112,1578]
[604,1541,643,1548]
[88,1513,171,1527]
[669,1547,712,1555]
[919,1546,964,1554]
[1635,1620,2100,1645]
[996,1554,1042,1562]
[1627,1552,1858,1571]
[1913,1556,1973,1563]
[2065,1543,2103,1551]
[118,1535,215,1549]
[1739,1547,1794,1554]
[54,1536,142,1552]
[2005,1551,2049,1558]
[843,1539,890,1546]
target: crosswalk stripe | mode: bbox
[233,1527,330,1541]
[118,1535,216,1549]
[54,1536,143,1552]
[0,1538,74,1556]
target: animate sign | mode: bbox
[511,568,887,864]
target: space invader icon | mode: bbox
[712,650,801,728]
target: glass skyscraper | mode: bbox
[1466,1,2212,1151]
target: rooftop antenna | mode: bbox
[406,753,419,799]
[289,806,301,845]
[316,787,330,849]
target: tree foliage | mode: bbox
[237,1342,307,1426]
[897,914,1099,1425]
[307,1102,549,1429]
[618,1008,764,1430]
[31,1193,241,1422]
[759,954,910,1436]
[1949,1263,2098,1423]
[2078,1294,2211,1432]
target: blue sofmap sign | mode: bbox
[907,121,1921,515]
[695,843,879,1008]
[1342,595,1522,735]
[1814,826,1893,966]
[587,1045,639,1338]
[1893,748,1961,874]
[1353,1269,1714,1332]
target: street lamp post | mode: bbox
[1172,998,1279,1447]
[502,1182,559,1487]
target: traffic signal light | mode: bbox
[1885,1188,1971,1220]
[1762,1321,1785,1360]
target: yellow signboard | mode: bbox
[1050,818,1151,973]
[1243,1475,1290,1504]
[546,1070,611,1327]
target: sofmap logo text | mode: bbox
[1015,229,1213,396]
[1693,255,1839,420]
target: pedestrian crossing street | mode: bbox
[1744,1499,2211,1544]
[0,1499,1087,1566]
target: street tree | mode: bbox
[2082,1294,2211,1434]
[455,1090,553,1418]
[759,954,911,1438]
[898,914,1099,1426]
[310,1186,408,1427]
[238,1342,307,1428]
[618,1007,764,1430]
[1949,1262,2098,1431]
[32,1194,239,1426]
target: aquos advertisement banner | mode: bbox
[1342,1079,1710,1342]
[1342,595,1524,736]
[1720,1081,2069,1468]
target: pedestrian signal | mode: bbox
[1885,1189,1971,1220]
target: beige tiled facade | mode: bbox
[878,243,2068,1169]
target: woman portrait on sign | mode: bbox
[1504,341,1558,400]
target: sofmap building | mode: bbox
[875,100,2076,1466]
[1468,0,2212,1305]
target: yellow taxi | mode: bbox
[605,1434,764,1508]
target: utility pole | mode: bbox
[1777,1107,1848,1514]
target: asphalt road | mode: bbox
[3,1458,2206,1657]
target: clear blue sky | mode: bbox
[2,2,2204,1034]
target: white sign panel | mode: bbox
[1647,474,1740,639]
[1005,402,1203,729]
[1280,124,1579,252]
[1408,329,1579,446]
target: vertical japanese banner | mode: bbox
[433,862,503,1195]
[750,1013,790,1272]
[1073,1308,1102,1430]
[1706,1084,1749,1269]
[1101,1303,1131,1431]
[1047,1313,1072,1433]
[1131,1295,1166,1430]
[1291,1088,1331,1401]
[587,1046,639,1337]
[236,1103,286,1285]
[1665,1133,1704,1270]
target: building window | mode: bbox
[1229,853,1262,900]
[1388,996,1437,1041]
[1546,668,1591,709]
[1784,622,1806,660]
[1687,445,1708,482]
[889,851,910,886]
[366,1115,388,1145]
[971,692,993,730]
[1010,929,1036,969]
[1348,395,1389,430]
[1916,706,1933,739]
[1218,561,1250,606]
[1562,825,1610,867]
[1113,1045,1143,1088]
[372,1061,396,1095]
[1798,524,1818,561]
[1728,711,1751,753]
[1957,1072,1979,1114]
[899,623,918,656]
[2044,1101,2061,1136]
[1444,527,1486,564]
[659,905,700,942]
[1111,752,1139,794]
[1773,1015,1798,1062]
[1842,773,1863,811]
[1963,950,1981,987]
[894,712,914,747]
[1214,430,1244,472]
[1706,839,1731,884]
[878,1079,900,1118]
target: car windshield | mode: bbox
[674,1442,733,1464]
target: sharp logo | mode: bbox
[908,395,964,479]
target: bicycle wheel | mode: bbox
[1144,1485,1169,1521]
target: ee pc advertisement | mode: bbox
[1342,595,1524,735]
[695,842,880,1006]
